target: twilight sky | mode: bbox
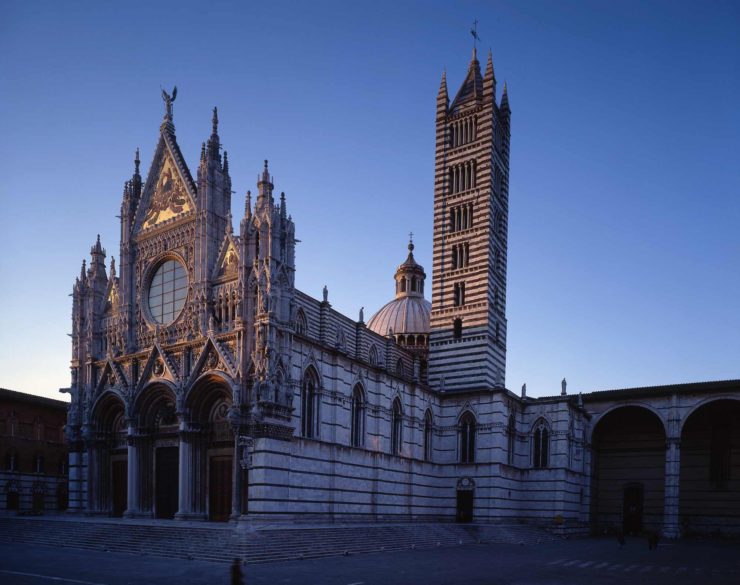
[1,0,738,401]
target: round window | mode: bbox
[147,259,188,325]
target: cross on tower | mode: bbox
[470,19,480,49]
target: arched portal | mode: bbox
[183,375,235,521]
[133,383,179,519]
[89,392,127,516]
[591,406,666,535]
[680,399,740,536]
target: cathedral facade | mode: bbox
[63,49,740,537]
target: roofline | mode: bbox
[533,379,740,402]
[0,388,70,410]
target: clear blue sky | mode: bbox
[1,0,738,401]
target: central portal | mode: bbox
[155,446,179,519]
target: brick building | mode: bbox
[1,388,69,514]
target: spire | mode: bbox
[500,81,510,112]
[245,190,252,219]
[484,49,495,82]
[80,259,86,282]
[134,148,140,177]
[437,69,449,114]
[91,234,104,257]
[257,160,273,203]
[207,107,220,161]
[450,48,484,110]
[280,191,287,220]
[223,150,229,174]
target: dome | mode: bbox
[367,237,430,338]
[367,295,431,337]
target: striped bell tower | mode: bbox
[428,48,511,392]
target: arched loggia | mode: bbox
[680,398,740,536]
[590,406,666,536]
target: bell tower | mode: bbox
[428,48,511,392]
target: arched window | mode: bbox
[295,309,307,336]
[391,399,403,455]
[507,414,516,465]
[411,276,417,292]
[459,412,476,463]
[5,451,18,472]
[350,385,365,448]
[453,318,463,340]
[301,367,320,438]
[395,358,405,378]
[533,419,550,468]
[368,344,379,366]
[424,410,433,461]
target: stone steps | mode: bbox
[0,517,558,564]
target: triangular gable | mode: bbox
[189,337,237,383]
[212,234,240,281]
[95,359,128,395]
[137,343,180,391]
[135,131,197,232]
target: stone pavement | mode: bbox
[1,535,739,584]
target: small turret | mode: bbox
[256,160,274,206]
[483,49,496,101]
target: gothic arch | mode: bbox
[300,365,322,439]
[133,381,178,430]
[186,373,234,424]
[185,370,237,411]
[90,390,128,431]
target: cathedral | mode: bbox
[63,48,740,537]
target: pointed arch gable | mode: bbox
[90,389,128,432]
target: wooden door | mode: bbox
[623,485,643,535]
[456,490,474,523]
[111,460,127,517]
[209,455,233,522]
[155,447,179,519]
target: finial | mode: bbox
[134,148,140,175]
[212,106,219,134]
[80,259,86,280]
[200,142,206,162]
[408,231,414,253]
[359,306,364,323]
[110,256,116,274]
[260,159,271,183]
[223,150,229,173]
[521,383,527,398]
[561,378,567,396]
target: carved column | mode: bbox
[663,437,681,538]
[124,425,141,517]
[176,423,201,519]
[231,434,243,520]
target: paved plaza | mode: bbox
[1,536,738,585]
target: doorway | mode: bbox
[623,484,643,535]
[209,455,233,521]
[155,446,179,519]
[111,460,127,517]
[456,489,474,523]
